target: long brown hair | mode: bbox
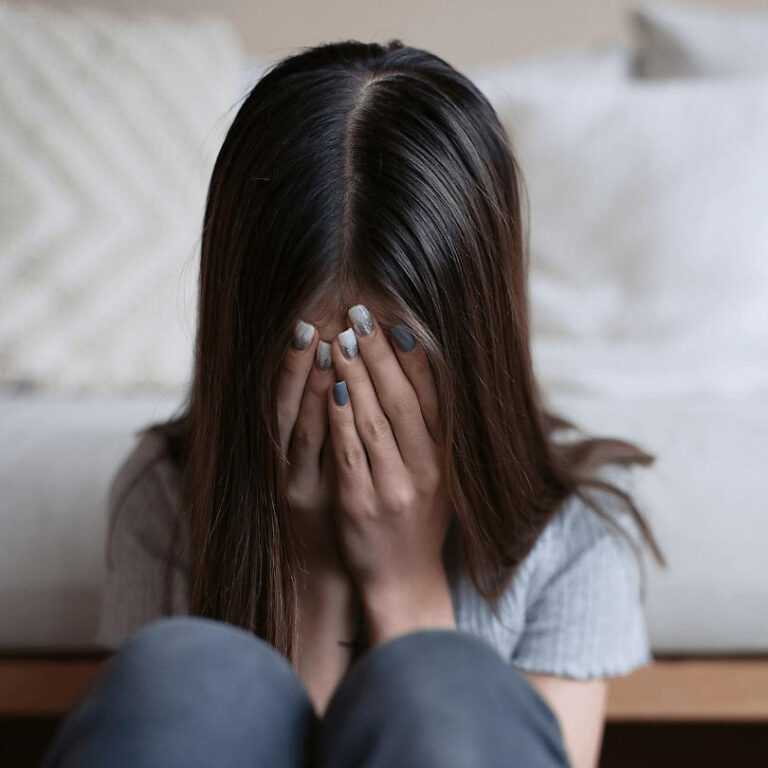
[141,39,666,667]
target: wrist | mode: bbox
[297,564,355,602]
[361,571,457,647]
[297,567,359,637]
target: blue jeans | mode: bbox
[43,616,571,768]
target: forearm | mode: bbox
[295,572,360,716]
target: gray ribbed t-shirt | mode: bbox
[95,430,653,679]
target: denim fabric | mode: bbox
[44,616,571,768]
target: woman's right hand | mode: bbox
[277,320,351,588]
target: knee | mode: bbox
[326,629,495,719]
[364,629,557,715]
[350,628,510,696]
[330,627,564,734]
[110,616,293,688]
[116,616,239,662]
[322,629,570,767]
[119,615,248,654]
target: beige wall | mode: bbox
[20,0,768,71]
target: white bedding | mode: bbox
[1,390,766,653]
[547,388,768,653]
[480,76,768,399]
[631,0,768,77]
[0,393,183,649]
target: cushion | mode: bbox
[0,2,246,393]
[630,0,768,77]
[472,42,631,96]
[489,77,768,397]
[0,393,184,650]
[548,388,768,653]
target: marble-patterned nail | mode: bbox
[338,327,359,359]
[348,304,374,336]
[333,380,349,406]
[292,319,315,350]
[390,324,416,352]
[316,340,332,370]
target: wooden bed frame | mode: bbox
[1,654,767,720]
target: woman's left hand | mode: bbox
[327,304,456,646]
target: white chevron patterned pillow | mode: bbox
[0,2,247,393]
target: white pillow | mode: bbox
[472,43,631,103]
[491,77,768,397]
[0,2,246,393]
[239,55,274,95]
[630,0,768,77]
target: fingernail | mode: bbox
[390,324,416,352]
[333,380,349,406]
[348,304,374,336]
[292,319,315,350]
[316,340,332,370]
[338,327,359,359]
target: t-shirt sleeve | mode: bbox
[510,463,653,680]
[94,435,189,651]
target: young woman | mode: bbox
[89,39,665,768]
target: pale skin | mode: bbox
[277,295,607,768]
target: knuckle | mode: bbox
[338,488,375,519]
[342,444,366,471]
[386,484,416,511]
[292,426,315,451]
[387,393,418,421]
[358,503,379,521]
[360,413,391,441]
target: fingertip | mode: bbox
[390,324,417,353]
[315,339,332,372]
[326,380,339,416]
[292,319,316,351]
[332,380,349,408]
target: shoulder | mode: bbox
[523,462,644,590]
[97,429,188,649]
[110,429,179,509]
[509,461,652,679]
[106,429,184,566]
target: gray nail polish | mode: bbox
[292,319,315,350]
[349,304,374,336]
[390,324,416,352]
[316,340,332,370]
[338,327,359,359]
[333,380,349,406]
